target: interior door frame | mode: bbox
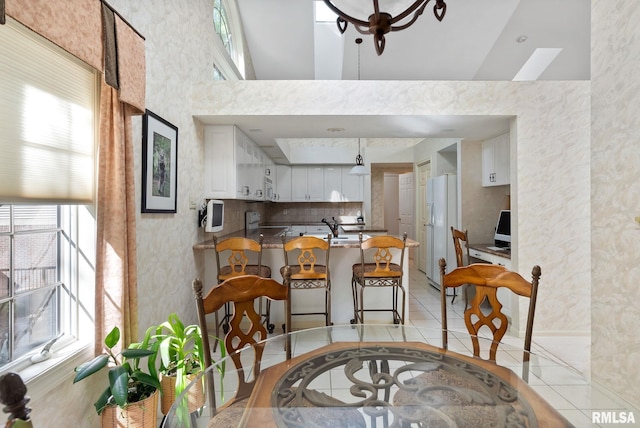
[417,161,431,273]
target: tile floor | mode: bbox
[209,265,639,427]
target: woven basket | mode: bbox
[161,373,205,414]
[100,390,158,428]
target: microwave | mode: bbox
[205,199,224,233]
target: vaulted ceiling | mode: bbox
[203,0,590,162]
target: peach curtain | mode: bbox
[4,0,102,70]
[95,80,139,352]
[3,0,145,351]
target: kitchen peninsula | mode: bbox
[194,226,419,328]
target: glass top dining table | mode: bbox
[162,324,578,427]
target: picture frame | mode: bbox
[141,110,178,213]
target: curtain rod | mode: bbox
[101,0,145,40]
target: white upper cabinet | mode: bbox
[341,166,364,201]
[205,125,364,202]
[275,165,292,202]
[292,166,324,201]
[482,133,510,187]
[323,166,342,202]
[204,125,268,200]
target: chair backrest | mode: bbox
[439,258,541,365]
[450,227,470,267]
[282,235,331,280]
[192,268,291,413]
[213,234,265,282]
[358,232,407,278]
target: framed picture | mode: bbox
[141,110,178,213]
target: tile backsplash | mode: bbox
[263,202,363,225]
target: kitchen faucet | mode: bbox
[321,217,340,238]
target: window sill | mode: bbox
[19,340,94,402]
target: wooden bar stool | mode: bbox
[213,234,272,338]
[351,232,407,325]
[280,235,332,329]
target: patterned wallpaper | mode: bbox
[591,0,640,408]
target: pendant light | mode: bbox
[350,38,370,176]
[349,138,368,175]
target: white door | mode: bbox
[399,172,414,239]
[417,162,430,273]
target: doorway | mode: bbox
[383,172,415,238]
[417,161,431,273]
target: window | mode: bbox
[211,0,245,80]
[0,205,95,370]
[0,18,96,204]
[213,0,234,59]
[213,64,226,81]
[0,18,97,379]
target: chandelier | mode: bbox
[322,0,447,55]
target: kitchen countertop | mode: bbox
[340,224,388,233]
[193,228,418,250]
[469,243,511,259]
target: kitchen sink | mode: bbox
[276,226,370,243]
[305,233,371,243]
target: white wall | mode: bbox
[591,0,640,407]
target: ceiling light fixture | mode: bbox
[322,0,447,55]
[350,138,369,176]
[350,38,369,176]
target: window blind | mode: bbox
[0,18,97,204]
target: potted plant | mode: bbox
[73,326,161,428]
[146,313,225,421]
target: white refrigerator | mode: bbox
[426,174,458,294]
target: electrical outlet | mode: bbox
[340,208,345,215]
[283,209,288,215]
[189,194,198,210]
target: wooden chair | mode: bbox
[192,269,291,422]
[280,235,332,328]
[439,258,541,381]
[351,232,407,325]
[450,226,471,308]
[213,234,273,337]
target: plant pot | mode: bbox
[160,373,205,415]
[100,389,158,428]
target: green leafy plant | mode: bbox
[152,313,207,389]
[73,326,161,414]
[143,313,225,422]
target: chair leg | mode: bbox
[325,284,332,326]
[463,285,469,311]
[392,285,398,324]
[350,276,358,324]
[359,284,365,324]
[213,310,220,352]
[400,285,406,325]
